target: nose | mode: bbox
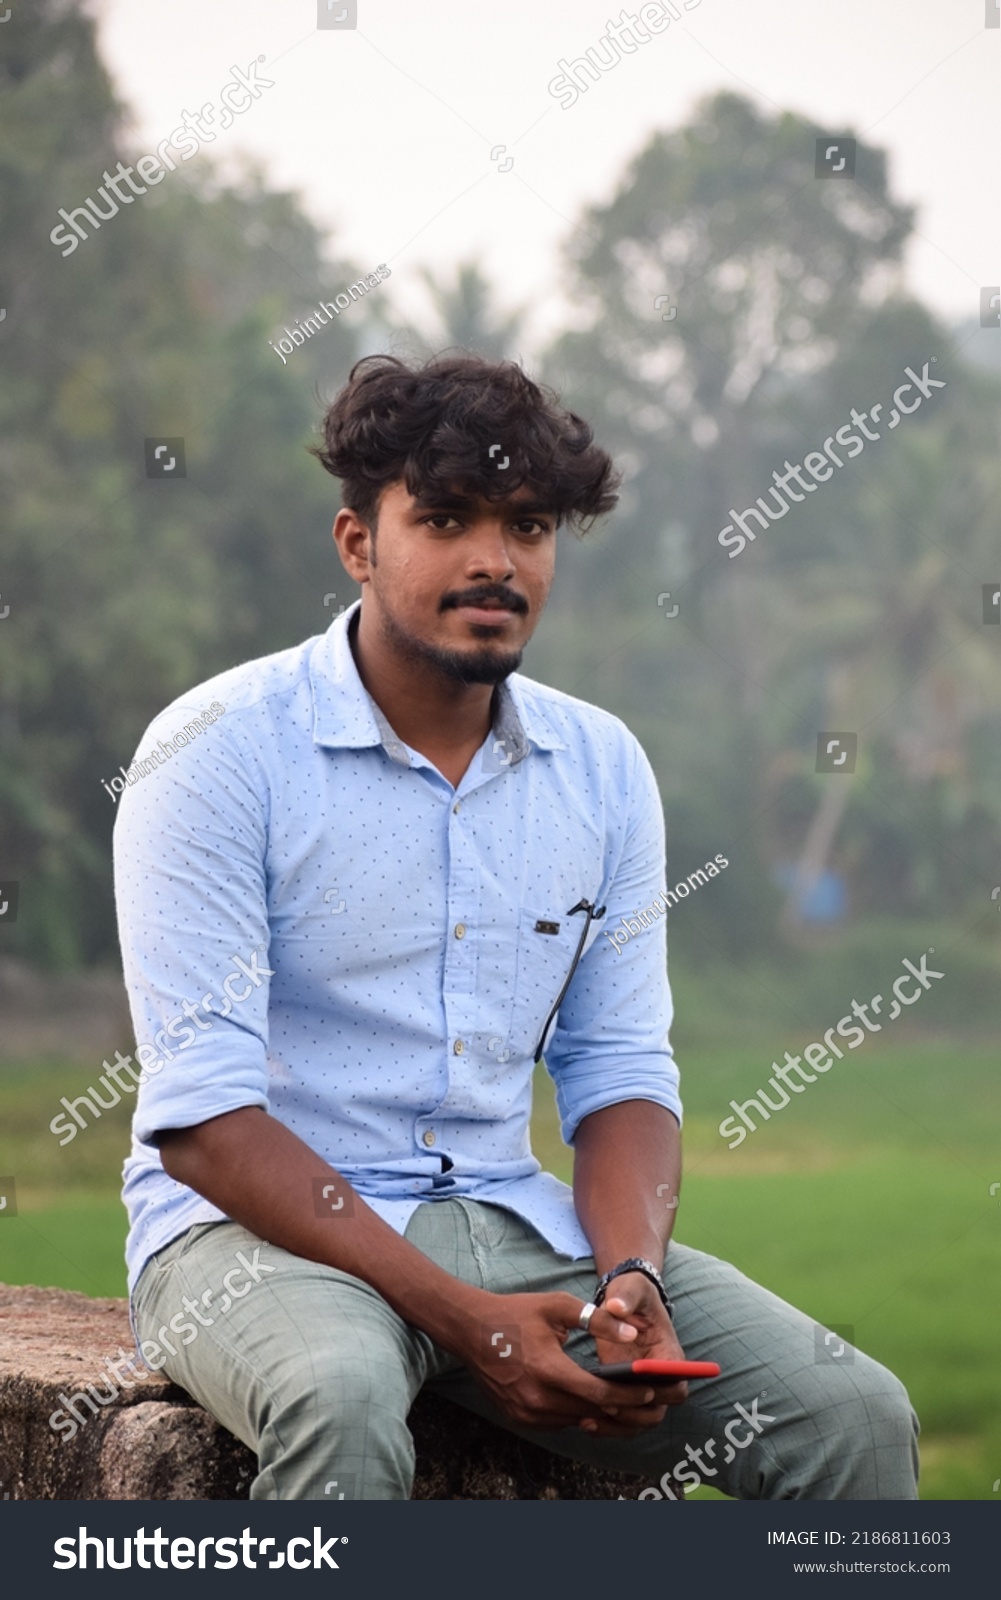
[465,520,517,582]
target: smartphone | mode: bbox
[596,1358,721,1384]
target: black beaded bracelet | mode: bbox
[593,1257,674,1319]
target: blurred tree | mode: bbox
[535,90,1000,955]
[415,260,526,362]
[0,0,370,966]
[544,90,915,597]
[770,336,1001,927]
[1,22,998,979]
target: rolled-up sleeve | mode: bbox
[112,703,272,1146]
[544,735,681,1143]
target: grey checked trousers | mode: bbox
[132,1198,919,1500]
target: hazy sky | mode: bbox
[92,0,999,351]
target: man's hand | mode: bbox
[583,1271,688,1436]
[459,1287,675,1438]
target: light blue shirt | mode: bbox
[115,602,682,1298]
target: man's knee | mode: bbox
[290,1378,413,1442]
[259,1349,417,1497]
[797,1360,919,1500]
[844,1365,919,1494]
[278,1342,411,1431]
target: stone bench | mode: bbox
[0,1283,640,1500]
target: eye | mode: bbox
[422,514,464,530]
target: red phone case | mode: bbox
[597,1358,721,1382]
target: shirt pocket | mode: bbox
[509,901,604,1062]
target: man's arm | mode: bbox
[160,1106,497,1354]
[569,1099,689,1424]
[540,730,687,1424]
[572,1098,681,1279]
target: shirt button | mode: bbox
[455,923,466,939]
[453,1039,464,1055]
[422,1129,436,1148]
[453,802,461,814]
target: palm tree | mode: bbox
[416,261,526,361]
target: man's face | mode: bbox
[348,480,558,686]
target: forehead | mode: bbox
[380,481,556,517]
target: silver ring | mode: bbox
[578,1301,598,1332]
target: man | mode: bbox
[115,352,918,1500]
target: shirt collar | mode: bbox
[309,601,566,766]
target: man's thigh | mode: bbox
[132,1220,431,1499]
[422,1206,919,1501]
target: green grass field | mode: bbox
[1,1016,998,1500]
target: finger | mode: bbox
[598,1383,682,1413]
[602,1379,688,1408]
[599,1402,669,1425]
[602,1289,648,1317]
[588,1379,659,1408]
[587,1305,639,1344]
[549,1293,635,1344]
[580,1410,667,1439]
[558,1352,659,1409]
[652,1382,688,1406]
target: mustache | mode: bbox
[441,585,528,614]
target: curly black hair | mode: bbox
[310,351,621,535]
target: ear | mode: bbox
[333,507,373,584]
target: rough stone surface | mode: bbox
[0,1283,642,1500]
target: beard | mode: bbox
[376,603,524,686]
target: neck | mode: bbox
[349,606,497,755]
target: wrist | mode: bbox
[590,1223,668,1279]
[594,1257,673,1318]
[593,1243,664,1280]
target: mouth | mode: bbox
[447,598,521,627]
[451,599,520,626]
